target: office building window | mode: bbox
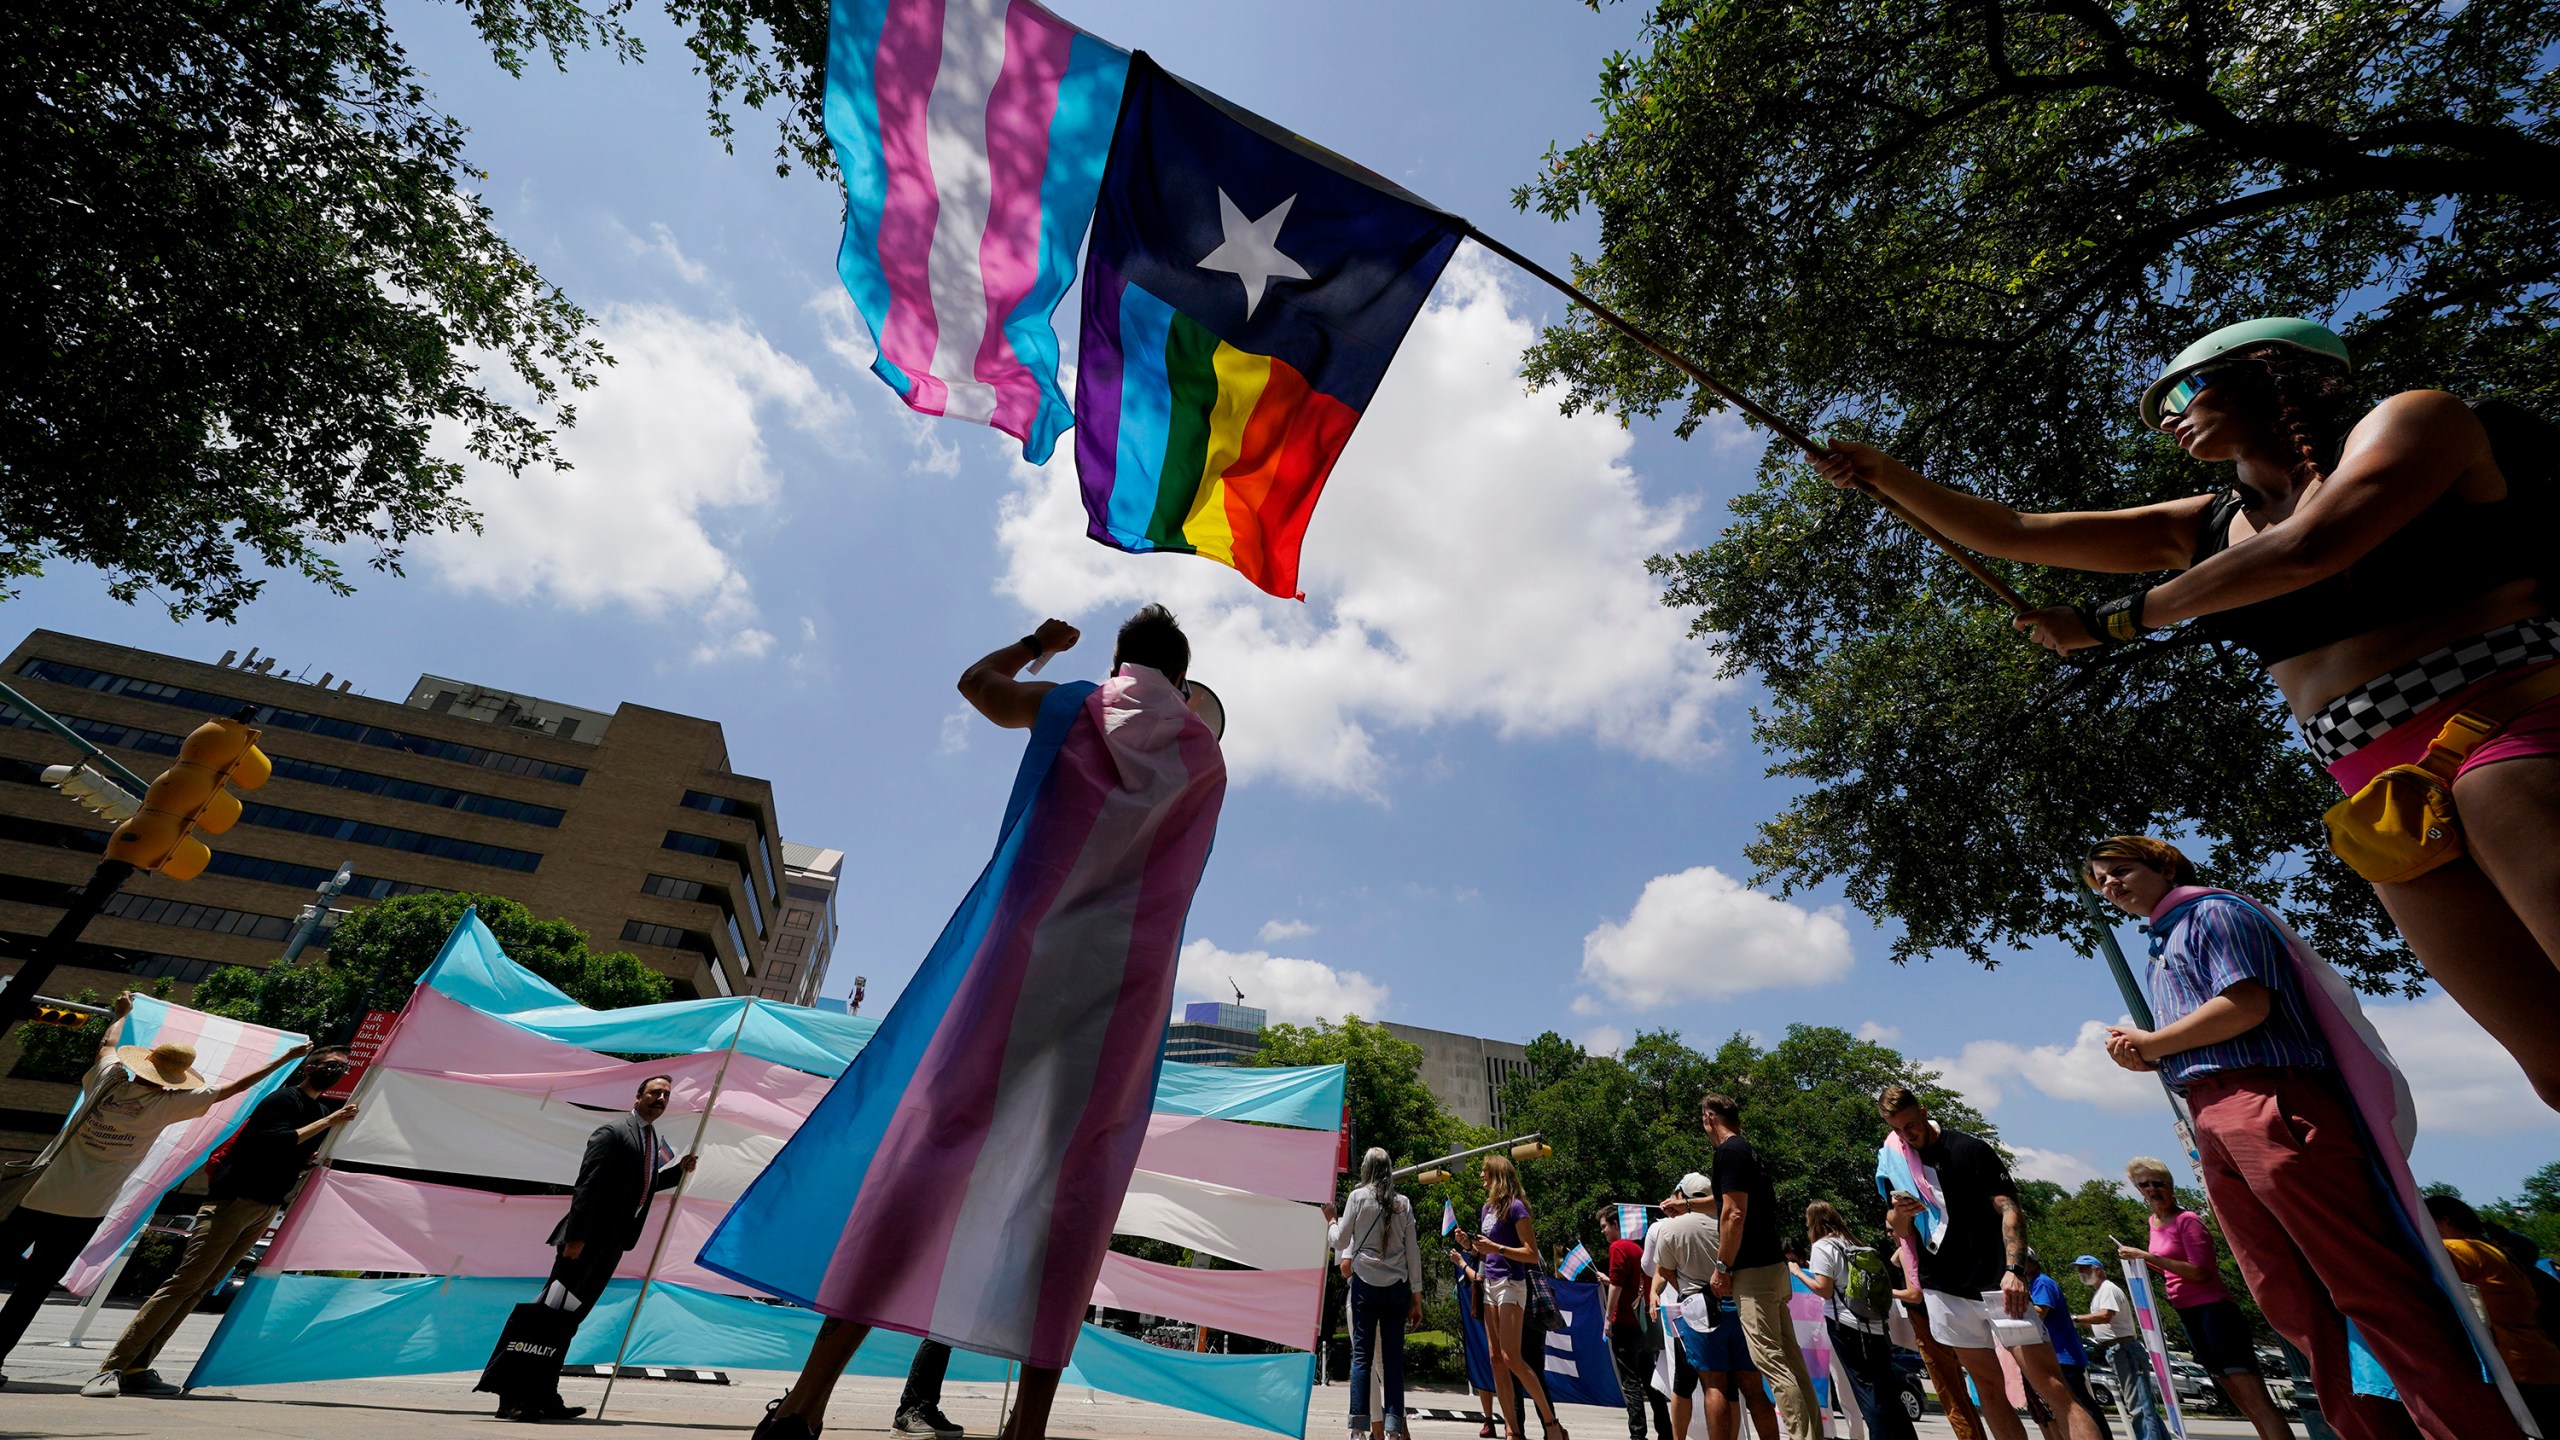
[775,935,805,956]
[760,987,792,1001]
[768,961,798,981]
[622,919,691,950]
[662,830,725,859]
[641,873,709,903]
[100,893,293,943]
[15,659,587,783]
[240,803,542,872]
[784,910,812,930]
[680,789,749,817]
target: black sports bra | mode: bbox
[2189,483,2531,664]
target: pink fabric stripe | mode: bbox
[814,736,1116,1320]
[969,0,1070,438]
[1136,1113,1338,1203]
[871,0,951,415]
[379,988,827,1137]
[1029,703,1226,1348]
[66,1005,299,1293]
[1090,1252,1323,1350]
[266,1170,743,1293]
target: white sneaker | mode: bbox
[81,1371,122,1398]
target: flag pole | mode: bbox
[595,998,754,1420]
[1458,223,2032,615]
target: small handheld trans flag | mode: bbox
[1616,1203,1649,1240]
[1558,1242,1593,1280]
[1074,53,1465,598]
[1442,1199,1458,1237]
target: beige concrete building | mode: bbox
[765,842,842,1005]
[1381,1021,1535,1131]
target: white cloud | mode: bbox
[1856,1021,1902,1044]
[1919,1019,2159,1116]
[630,220,710,285]
[426,303,843,661]
[2011,1147,2104,1190]
[1176,938,1389,1026]
[2368,993,2560,1135]
[937,711,974,755]
[1578,866,1854,1009]
[991,248,1735,795]
[1580,1025,1628,1057]
[1258,918,1318,943]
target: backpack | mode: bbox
[1831,1239,1894,1325]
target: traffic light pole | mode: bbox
[0,857,137,1037]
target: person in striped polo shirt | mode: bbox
[2088,835,2523,1440]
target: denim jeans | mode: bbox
[2099,1338,2174,1440]
[1349,1277,1411,1432]
[1828,1317,1919,1440]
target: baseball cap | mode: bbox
[2073,1254,2104,1268]
[1675,1172,1711,1198]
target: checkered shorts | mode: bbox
[2299,617,2560,767]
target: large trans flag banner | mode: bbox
[59,997,304,1294]
[189,909,1340,1438]
[828,0,1127,461]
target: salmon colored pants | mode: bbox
[2186,1068,2522,1440]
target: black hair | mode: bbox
[2424,1193,2484,1235]
[2206,344,2360,490]
[636,1074,676,1096]
[1114,604,1189,685]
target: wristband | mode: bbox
[1020,633,1044,659]
[2077,589,2151,646]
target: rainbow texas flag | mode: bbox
[1075,54,1463,599]
[823,0,1127,463]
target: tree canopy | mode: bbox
[192,890,669,1041]
[1491,1023,1994,1263]
[3,0,829,619]
[1253,1015,1472,1175]
[1517,0,2559,985]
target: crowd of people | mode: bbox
[1325,827,2556,1440]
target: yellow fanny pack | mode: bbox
[2322,664,2560,884]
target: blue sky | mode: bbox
[15,0,2551,1204]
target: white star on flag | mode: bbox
[1196,189,1309,320]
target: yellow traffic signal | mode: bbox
[105,717,269,881]
[27,1002,94,1030]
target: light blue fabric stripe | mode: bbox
[189,1275,1314,1437]
[695,684,1099,1309]
[1154,1059,1345,1131]
[824,0,906,398]
[418,910,880,1077]
[1000,33,1130,464]
[1107,282,1178,547]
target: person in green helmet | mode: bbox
[1814,317,2560,1116]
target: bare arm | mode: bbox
[2142,391,2491,627]
[1817,442,2210,573]
[214,1043,312,1102]
[295,1102,358,1142]
[2107,981,2274,1070]
[1995,1193,2032,1316]
[94,991,135,1067]
[956,618,1079,730]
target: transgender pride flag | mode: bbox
[826,0,1128,461]
[61,996,306,1294]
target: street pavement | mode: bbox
[4,1299,2285,1439]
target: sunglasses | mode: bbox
[2135,1179,2173,1191]
[2157,369,2218,420]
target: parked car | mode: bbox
[1886,1348,1931,1423]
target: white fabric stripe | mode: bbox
[1114,1168,1327,1273]
[929,739,1187,1351]
[919,0,1005,423]
[333,1070,779,1203]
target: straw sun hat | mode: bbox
[115,1041,205,1089]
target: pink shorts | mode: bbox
[2325,672,2560,794]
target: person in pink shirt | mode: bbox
[2112,1157,2292,1440]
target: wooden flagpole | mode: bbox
[1459,224,2032,615]
[594,998,754,1420]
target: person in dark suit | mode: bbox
[491,1073,695,1422]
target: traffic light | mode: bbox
[104,716,271,881]
[27,1000,96,1030]
[41,763,142,823]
